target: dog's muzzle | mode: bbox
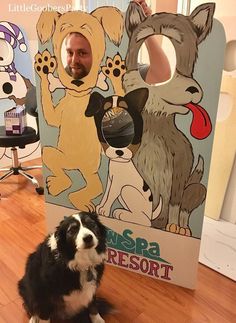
[71,79,84,87]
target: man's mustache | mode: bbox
[71,64,85,69]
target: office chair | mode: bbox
[0,86,44,194]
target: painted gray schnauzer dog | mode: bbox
[124,2,215,236]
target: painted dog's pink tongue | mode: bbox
[185,103,212,139]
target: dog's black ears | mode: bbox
[86,88,148,117]
[124,88,149,113]
[54,216,68,239]
[89,211,99,221]
[85,91,105,117]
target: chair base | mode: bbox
[0,147,44,195]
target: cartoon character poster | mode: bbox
[0,22,34,107]
[0,21,34,165]
[35,3,225,288]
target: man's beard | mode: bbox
[68,64,89,79]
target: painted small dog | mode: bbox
[85,88,162,227]
[18,212,108,323]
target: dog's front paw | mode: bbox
[96,204,110,217]
[46,175,71,196]
[179,226,192,237]
[90,313,105,323]
[101,53,126,96]
[69,191,96,213]
[29,316,50,323]
[35,50,57,78]
[166,223,181,234]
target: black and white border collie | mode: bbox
[18,212,108,323]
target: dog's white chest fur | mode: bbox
[110,160,144,187]
[63,271,96,317]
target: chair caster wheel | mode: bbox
[36,187,44,195]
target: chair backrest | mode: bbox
[25,85,39,141]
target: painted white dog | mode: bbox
[97,146,162,226]
[86,89,162,227]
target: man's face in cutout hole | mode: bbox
[62,32,92,79]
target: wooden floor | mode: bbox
[0,158,235,323]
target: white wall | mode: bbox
[221,158,236,223]
[189,0,235,16]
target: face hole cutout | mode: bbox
[0,39,14,66]
[61,32,93,79]
[138,35,176,85]
[102,108,134,148]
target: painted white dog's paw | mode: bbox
[96,204,110,217]
[113,209,122,219]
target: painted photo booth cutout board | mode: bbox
[36,3,225,289]
[0,21,34,166]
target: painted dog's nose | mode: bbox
[116,150,124,156]
[185,86,199,94]
[71,79,84,87]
